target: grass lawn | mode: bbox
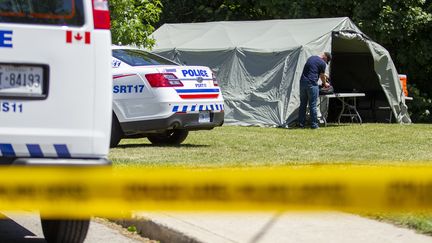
[371,213,432,236]
[110,124,432,167]
[109,123,432,235]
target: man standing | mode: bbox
[298,52,332,129]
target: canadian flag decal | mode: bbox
[66,31,91,44]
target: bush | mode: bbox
[407,84,432,123]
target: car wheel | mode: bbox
[41,219,90,243]
[148,130,189,145]
[110,113,123,148]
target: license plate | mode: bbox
[198,111,211,123]
[0,64,44,97]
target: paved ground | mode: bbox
[0,212,150,243]
[131,211,432,243]
[3,211,432,243]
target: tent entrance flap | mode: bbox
[328,31,392,122]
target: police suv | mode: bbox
[111,46,224,147]
[0,0,112,242]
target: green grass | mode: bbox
[109,123,432,235]
[110,124,432,167]
[371,213,432,236]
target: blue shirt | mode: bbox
[300,56,326,87]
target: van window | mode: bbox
[113,49,178,66]
[0,0,84,26]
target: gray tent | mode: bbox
[151,17,411,126]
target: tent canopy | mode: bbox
[152,17,410,126]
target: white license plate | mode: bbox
[198,111,211,123]
[0,64,44,96]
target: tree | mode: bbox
[158,0,272,25]
[109,0,162,49]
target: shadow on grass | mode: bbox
[116,143,210,148]
[323,123,353,128]
[277,123,348,129]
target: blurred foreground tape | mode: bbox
[1,166,432,218]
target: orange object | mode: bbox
[399,74,408,96]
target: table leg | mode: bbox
[337,97,345,124]
[337,97,363,124]
[353,97,362,124]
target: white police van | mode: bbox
[0,0,111,242]
[111,46,224,147]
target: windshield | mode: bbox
[112,49,178,66]
[0,0,84,26]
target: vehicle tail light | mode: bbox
[145,73,184,87]
[212,71,219,86]
[93,0,111,29]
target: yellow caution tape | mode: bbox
[1,165,432,218]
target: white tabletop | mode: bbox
[321,93,365,98]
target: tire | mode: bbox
[148,130,189,145]
[41,219,90,243]
[110,113,123,148]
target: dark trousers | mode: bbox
[298,84,319,128]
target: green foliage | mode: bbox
[127,225,137,232]
[158,0,271,24]
[110,0,162,48]
[407,84,432,123]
